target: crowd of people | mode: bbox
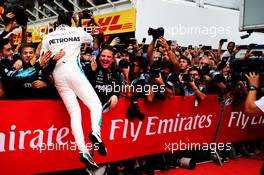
[1,24,263,112]
[0,5,263,175]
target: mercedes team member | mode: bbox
[0,39,52,98]
[82,46,120,112]
[40,12,106,169]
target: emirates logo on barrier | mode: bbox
[0,125,72,153]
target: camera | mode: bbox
[119,59,131,69]
[177,157,196,170]
[128,38,137,45]
[231,58,264,82]
[2,5,28,26]
[150,68,161,78]
[127,104,145,121]
[201,46,212,50]
[148,27,164,39]
[204,51,210,56]
[150,58,164,78]
[248,43,258,49]
[231,58,264,97]
[127,48,134,54]
[155,39,162,48]
[182,74,192,83]
[231,58,264,105]
[220,39,228,43]
[209,70,225,83]
[237,45,248,50]
[200,65,211,76]
[188,45,193,49]
[82,9,92,19]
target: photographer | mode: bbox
[149,59,174,101]
[147,27,179,74]
[125,56,150,120]
[80,47,95,72]
[199,56,227,95]
[120,49,130,61]
[118,49,133,86]
[0,5,27,41]
[72,9,100,27]
[178,56,191,74]
[149,56,191,99]
[82,9,100,27]
[239,44,264,61]
[219,41,238,64]
[179,66,206,101]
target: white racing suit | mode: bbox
[41,25,102,153]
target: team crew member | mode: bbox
[82,46,120,111]
[40,12,106,169]
[0,39,52,98]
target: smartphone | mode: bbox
[129,38,137,45]
[204,51,209,56]
[249,43,257,49]
[142,38,146,43]
[188,45,193,49]
[220,39,228,43]
[115,43,126,51]
[237,45,248,50]
[202,46,212,50]
[251,51,263,57]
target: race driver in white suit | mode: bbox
[40,12,107,169]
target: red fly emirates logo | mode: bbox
[0,124,72,152]
[97,15,133,33]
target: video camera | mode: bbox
[231,58,264,105]
[231,58,264,83]
[200,65,225,83]
[209,69,225,83]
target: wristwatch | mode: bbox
[247,85,258,91]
